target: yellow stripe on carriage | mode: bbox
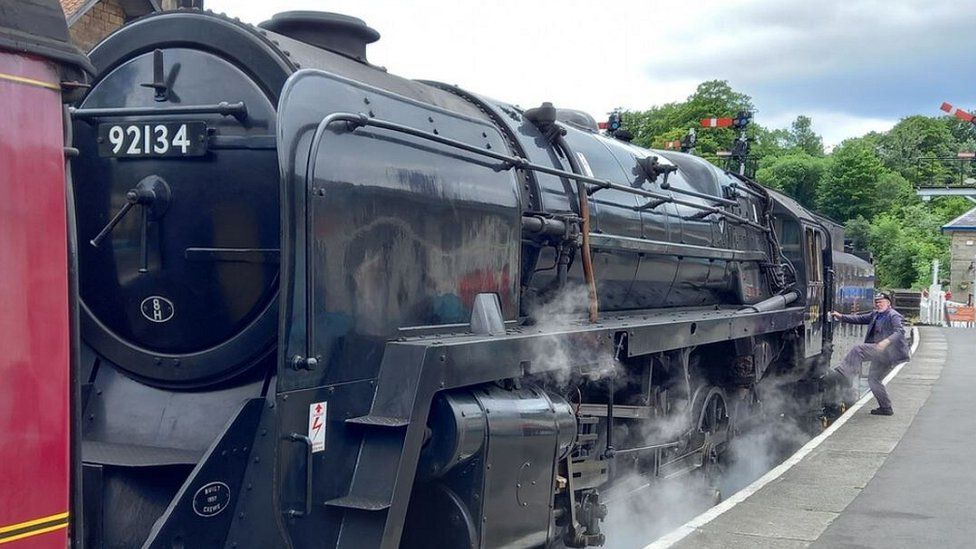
[0,522,69,545]
[0,512,69,535]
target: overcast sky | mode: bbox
[207,0,975,147]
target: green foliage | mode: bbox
[878,115,958,181]
[786,115,824,156]
[646,127,687,150]
[850,201,960,289]
[816,138,886,221]
[750,125,789,159]
[873,171,914,213]
[927,196,972,221]
[754,152,825,209]
[622,80,753,156]
[844,216,872,250]
[944,114,976,151]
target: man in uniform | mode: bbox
[829,292,910,416]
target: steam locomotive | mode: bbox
[61,9,874,549]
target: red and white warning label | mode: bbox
[308,401,327,453]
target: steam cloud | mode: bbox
[601,379,815,548]
[525,284,817,548]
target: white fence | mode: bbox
[920,289,975,327]
[917,260,975,327]
[919,284,948,326]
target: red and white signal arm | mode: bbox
[701,117,734,128]
[941,102,974,123]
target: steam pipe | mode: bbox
[556,244,571,288]
[660,180,738,206]
[729,180,765,200]
[736,291,799,314]
[554,134,599,323]
[521,215,567,237]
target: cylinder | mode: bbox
[418,385,577,479]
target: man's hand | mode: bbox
[830,311,842,321]
[876,339,891,352]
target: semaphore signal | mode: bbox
[701,117,734,128]
[700,111,753,175]
[941,102,975,124]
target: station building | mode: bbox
[942,207,976,304]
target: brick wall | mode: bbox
[68,0,127,52]
[949,231,976,302]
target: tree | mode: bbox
[683,80,754,119]
[816,139,886,222]
[878,115,958,182]
[622,80,754,156]
[621,102,684,148]
[754,152,825,209]
[944,114,976,152]
[863,205,956,288]
[873,171,914,214]
[786,115,824,157]
[846,195,971,288]
[844,216,872,251]
[750,125,790,159]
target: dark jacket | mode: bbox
[839,308,911,363]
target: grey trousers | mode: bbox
[835,343,895,410]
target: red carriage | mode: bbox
[0,1,91,546]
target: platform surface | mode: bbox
[658,326,973,549]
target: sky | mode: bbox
[206,0,976,147]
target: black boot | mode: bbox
[869,407,894,416]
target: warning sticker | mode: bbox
[308,401,327,453]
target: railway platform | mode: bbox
[650,326,973,549]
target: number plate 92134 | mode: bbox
[97,121,208,157]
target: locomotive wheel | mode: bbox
[660,386,734,480]
[691,387,732,478]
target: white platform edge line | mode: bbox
[644,326,921,549]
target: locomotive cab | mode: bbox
[767,190,831,362]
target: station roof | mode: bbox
[942,207,976,232]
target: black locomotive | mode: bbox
[68,10,873,548]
